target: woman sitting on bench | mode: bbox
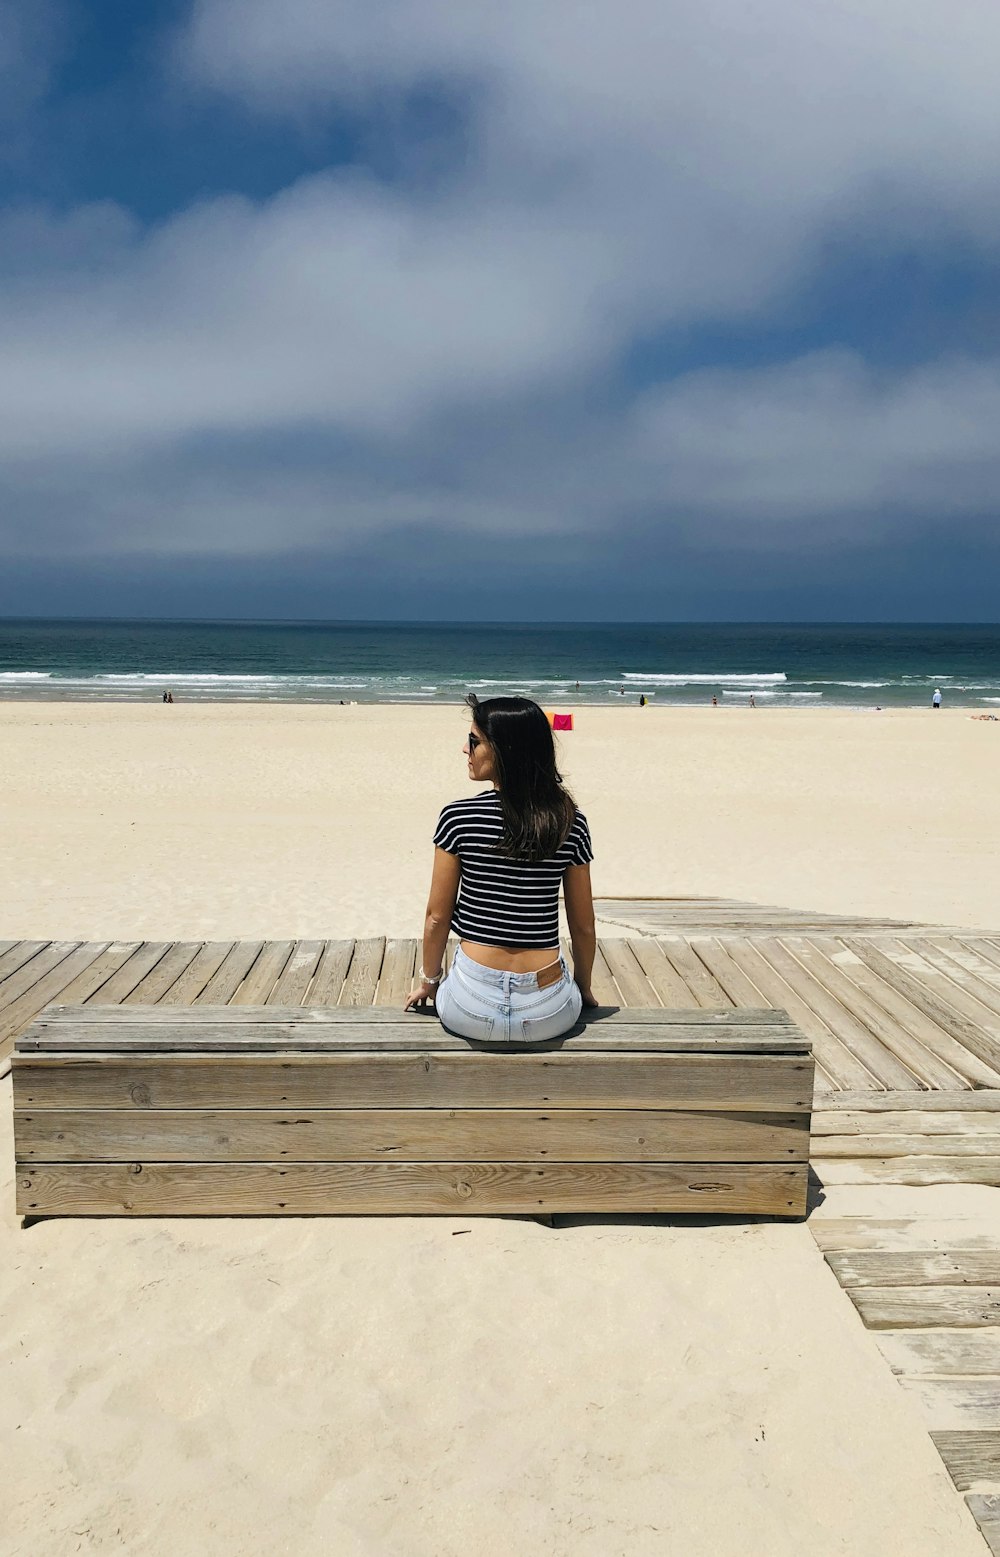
[405,694,597,1043]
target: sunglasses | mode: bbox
[468,731,482,751]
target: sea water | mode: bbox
[0,619,998,707]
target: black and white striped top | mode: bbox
[433,789,594,949]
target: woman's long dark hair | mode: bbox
[467,694,577,862]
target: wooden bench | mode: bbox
[12,1005,814,1218]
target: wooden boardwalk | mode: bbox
[5,906,1000,1546]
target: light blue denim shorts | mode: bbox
[435,946,583,1046]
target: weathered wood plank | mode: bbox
[266,941,325,1006]
[817,1091,1000,1111]
[0,942,82,1013]
[849,1287,1000,1328]
[722,939,877,1089]
[904,937,1000,1024]
[813,1110,1000,1135]
[966,1493,1000,1555]
[876,1330,1000,1376]
[31,1002,790,1028]
[587,943,621,1006]
[16,1019,807,1054]
[14,1159,807,1217]
[783,937,968,1089]
[14,1106,810,1163]
[12,1051,815,1111]
[339,938,385,1006]
[658,938,732,1010]
[0,941,51,986]
[0,942,116,1058]
[375,939,418,1008]
[302,940,355,1006]
[809,939,1000,1088]
[600,939,660,1007]
[844,939,1000,1072]
[826,1250,1000,1287]
[756,937,916,1088]
[84,943,176,1006]
[230,940,295,1004]
[618,937,693,1006]
[814,1157,1000,1186]
[687,937,772,1007]
[819,1133,1000,1157]
[122,942,204,1004]
[811,1219,1000,1253]
[931,1432,1000,1491]
[157,942,235,1005]
[900,1378,1000,1430]
[194,942,264,1005]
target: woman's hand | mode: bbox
[577,984,599,1008]
[404,980,438,1012]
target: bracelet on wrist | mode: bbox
[420,968,442,984]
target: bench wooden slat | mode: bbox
[15,1159,807,1217]
[30,1003,794,1026]
[15,1022,807,1054]
[12,1052,814,1111]
[13,1106,810,1163]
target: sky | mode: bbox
[1,0,1000,621]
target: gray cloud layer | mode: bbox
[3,1,1000,608]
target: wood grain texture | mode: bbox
[0,942,82,1013]
[826,1250,1000,1287]
[302,940,355,1006]
[266,941,325,1006]
[814,1157,1000,1186]
[14,1159,807,1217]
[339,938,385,1006]
[965,1494,1000,1555]
[0,943,114,1055]
[15,1019,808,1054]
[813,1110,1000,1135]
[817,1091,1000,1111]
[844,939,1000,1072]
[900,1378,1000,1430]
[876,1330,1000,1376]
[808,939,1000,1089]
[194,942,264,1004]
[122,942,204,1004]
[810,1219,1000,1253]
[930,1432,1000,1491]
[230,940,295,1004]
[12,1051,814,1111]
[84,943,176,1005]
[818,1135,1000,1158]
[721,938,876,1089]
[849,1286,1000,1328]
[14,1105,810,1163]
[157,942,235,1005]
[657,938,732,1009]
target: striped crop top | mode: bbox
[433,789,594,949]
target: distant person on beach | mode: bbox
[932,688,942,709]
[405,694,596,1043]
[619,684,625,696]
[639,694,646,707]
[162,691,168,703]
[712,694,718,707]
[749,694,756,708]
[167,691,174,703]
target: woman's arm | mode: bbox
[563,862,598,1006]
[404,847,461,1011]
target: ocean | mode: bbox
[0,619,998,708]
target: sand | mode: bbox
[1,701,998,939]
[3,698,999,1554]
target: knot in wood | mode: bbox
[129,1163,143,1176]
[129,1084,152,1108]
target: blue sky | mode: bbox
[2,0,1000,620]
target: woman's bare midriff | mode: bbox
[460,940,562,974]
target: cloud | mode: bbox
[2,1,1000,609]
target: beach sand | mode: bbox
[1,701,998,938]
[3,699,999,1554]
